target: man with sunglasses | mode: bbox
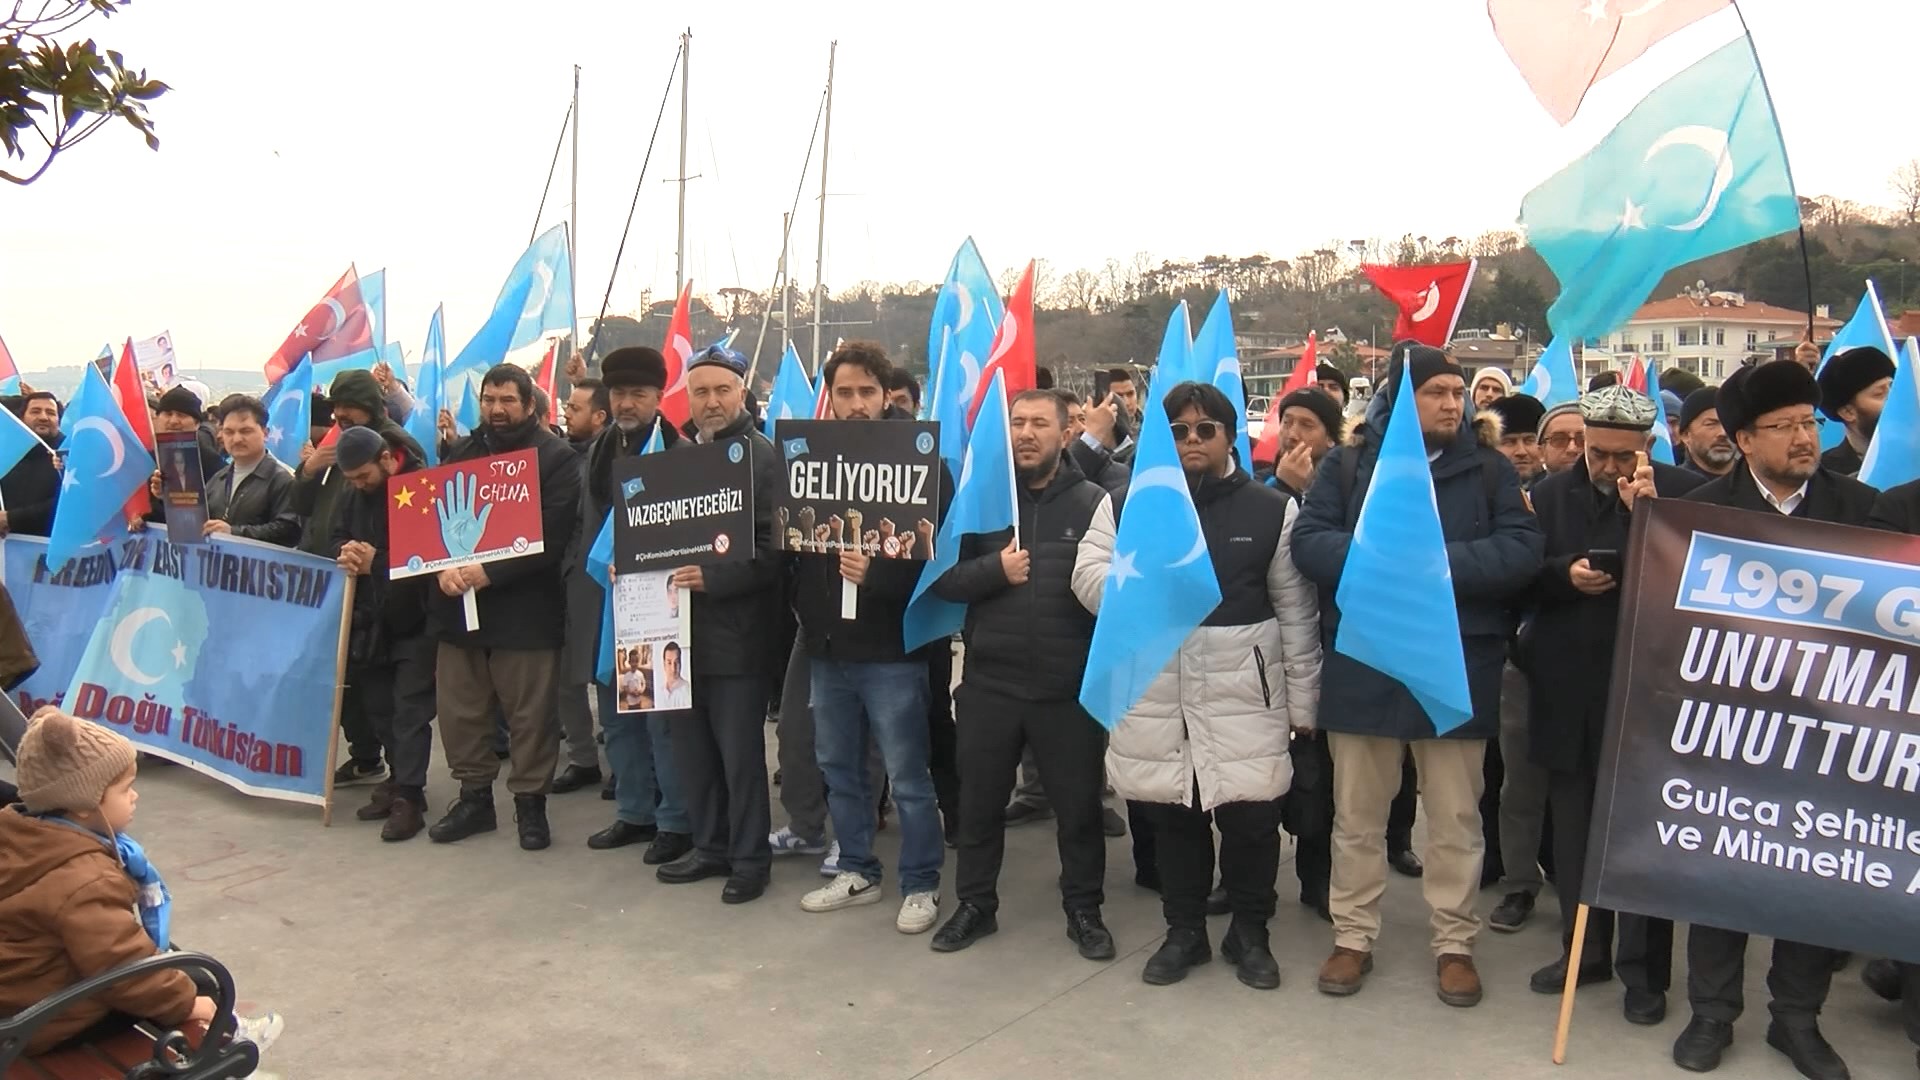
[1519,385,1703,1027]
[1661,360,1875,1080]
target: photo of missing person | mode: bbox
[618,644,655,712]
[654,640,691,711]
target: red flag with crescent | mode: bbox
[1487,0,1731,125]
[658,282,695,428]
[1362,261,1478,349]
[969,261,1036,424]
[1621,354,1648,392]
[263,267,374,384]
[533,340,559,408]
[109,339,156,522]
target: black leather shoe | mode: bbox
[656,851,730,884]
[1863,957,1905,1002]
[1624,988,1668,1026]
[1141,927,1210,985]
[1067,908,1115,961]
[513,794,550,851]
[427,789,496,844]
[721,874,768,904]
[600,773,616,800]
[550,764,603,794]
[1221,922,1281,990]
[587,820,658,850]
[930,902,999,952]
[1765,1021,1850,1080]
[1388,849,1425,878]
[1529,954,1613,994]
[644,831,694,866]
[1672,1017,1734,1073]
[1206,887,1231,916]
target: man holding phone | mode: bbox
[1518,385,1704,1025]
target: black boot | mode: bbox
[1141,927,1210,986]
[1221,920,1281,990]
[428,788,497,844]
[513,794,551,851]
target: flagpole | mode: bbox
[675,29,691,298]
[812,41,837,375]
[568,63,580,391]
[1727,1,1816,340]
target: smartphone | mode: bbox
[1093,370,1113,405]
[1586,549,1624,577]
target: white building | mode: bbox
[1612,291,1839,384]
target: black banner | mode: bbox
[611,436,755,572]
[773,419,942,561]
[1589,498,1920,963]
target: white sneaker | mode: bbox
[802,871,883,913]
[818,839,842,877]
[769,826,829,856]
[896,891,940,934]
[232,1011,285,1055]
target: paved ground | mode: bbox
[4,751,1914,1080]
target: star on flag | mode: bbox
[394,485,415,508]
[1107,549,1142,590]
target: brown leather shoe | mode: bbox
[356,782,396,821]
[381,797,425,842]
[1437,953,1483,1007]
[1316,947,1374,996]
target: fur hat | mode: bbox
[1719,360,1820,435]
[602,347,669,391]
[15,708,136,815]
[1485,393,1544,439]
[1277,388,1345,442]
[1680,386,1720,432]
[1816,346,1894,421]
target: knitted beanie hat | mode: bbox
[15,708,137,814]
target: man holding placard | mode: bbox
[416,364,581,852]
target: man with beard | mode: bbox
[563,377,609,452]
[1815,346,1893,477]
[329,426,436,841]
[1678,388,1737,480]
[1536,402,1586,477]
[570,348,691,859]
[1471,367,1512,410]
[0,392,65,536]
[425,364,582,852]
[1669,360,1875,1080]
[1520,387,1702,1022]
[1266,387,1344,500]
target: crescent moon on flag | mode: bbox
[1644,126,1733,233]
[1130,465,1211,568]
[1213,357,1240,383]
[958,351,982,405]
[1410,282,1442,323]
[319,298,348,339]
[523,263,554,320]
[73,417,126,476]
[986,312,1020,365]
[109,607,171,687]
[952,282,974,333]
[1532,365,1554,402]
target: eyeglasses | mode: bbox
[1170,421,1225,442]
[1752,417,1823,437]
[1543,433,1585,450]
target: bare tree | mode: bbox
[1056,267,1103,313]
[1893,160,1920,226]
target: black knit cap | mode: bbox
[1485,393,1545,439]
[1278,388,1344,441]
[1679,386,1720,432]
[155,385,201,419]
[1314,362,1348,393]
[1815,346,1894,421]
[602,346,669,391]
[1719,360,1820,435]
[1388,340,1459,391]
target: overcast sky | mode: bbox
[3,0,1913,378]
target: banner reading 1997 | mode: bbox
[1588,499,1920,964]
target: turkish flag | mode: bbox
[1487,0,1729,125]
[110,339,157,522]
[1621,355,1648,392]
[969,261,1037,424]
[263,267,374,384]
[533,341,559,407]
[1362,260,1478,349]
[657,282,696,429]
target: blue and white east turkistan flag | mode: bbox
[1645,359,1677,466]
[1522,38,1800,343]
[1518,337,1580,409]
[927,238,1003,435]
[1819,283,1898,452]
[260,355,315,472]
[1333,359,1473,734]
[1193,291,1254,471]
[902,370,1018,651]
[765,342,815,439]
[46,365,156,572]
[404,305,447,466]
[1859,337,1920,490]
[1078,374,1222,729]
[1154,301,1193,388]
[927,326,972,479]
[448,224,574,376]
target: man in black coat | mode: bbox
[1814,346,1892,478]
[927,389,1116,960]
[1520,386,1704,1024]
[1671,360,1874,1080]
[187,395,301,547]
[424,364,583,852]
[328,426,436,842]
[648,346,785,903]
[0,392,65,537]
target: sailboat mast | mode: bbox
[569,64,580,370]
[811,40,836,373]
[675,29,691,297]
[780,212,792,356]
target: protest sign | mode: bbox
[609,571,693,714]
[133,331,179,388]
[1586,498,1920,964]
[773,419,941,560]
[156,430,209,544]
[6,530,350,808]
[611,435,755,573]
[386,448,545,579]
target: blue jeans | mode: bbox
[811,659,941,894]
[598,683,688,833]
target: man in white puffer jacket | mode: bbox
[1073,381,1322,991]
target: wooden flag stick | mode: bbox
[320,575,358,827]
[1551,902,1593,1064]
